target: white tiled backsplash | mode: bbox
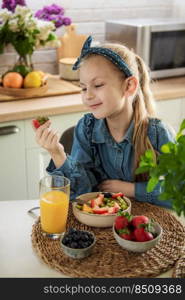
[0,0,184,74]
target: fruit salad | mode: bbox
[114,212,158,242]
[76,192,128,215]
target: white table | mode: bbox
[0,199,184,278]
[0,200,66,278]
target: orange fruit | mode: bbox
[3,72,24,88]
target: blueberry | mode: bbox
[70,242,78,248]
[68,228,77,235]
[83,241,90,248]
[102,192,112,198]
[81,234,89,241]
[73,233,80,241]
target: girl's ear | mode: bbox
[123,76,138,97]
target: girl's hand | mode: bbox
[98,179,135,198]
[33,120,67,168]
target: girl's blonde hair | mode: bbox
[101,43,157,181]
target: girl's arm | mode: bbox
[98,180,135,198]
[46,115,108,199]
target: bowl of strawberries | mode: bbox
[72,192,131,228]
[113,212,162,252]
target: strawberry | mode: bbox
[114,216,129,230]
[119,228,135,241]
[90,194,104,208]
[131,215,149,228]
[112,192,124,198]
[134,227,154,242]
[32,116,49,129]
[32,119,40,129]
[92,206,109,214]
[91,199,97,208]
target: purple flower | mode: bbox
[34,9,44,19]
[55,16,64,28]
[62,17,71,26]
[44,4,64,15]
[35,3,71,29]
[2,0,26,12]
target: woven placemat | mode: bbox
[172,252,185,278]
[31,200,185,278]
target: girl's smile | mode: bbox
[89,102,103,109]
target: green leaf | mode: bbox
[161,144,170,153]
[146,176,159,192]
[176,119,185,140]
[135,166,150,175]
[145,149,154,159]
[179,119,185,133]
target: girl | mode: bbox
[35,36,174,208]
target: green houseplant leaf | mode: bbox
[136,119,185,217]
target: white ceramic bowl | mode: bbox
[113,222,163,253]
[72,192,131,228]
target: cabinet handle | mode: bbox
[0,125,20,136]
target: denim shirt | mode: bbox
[47,113,175,208]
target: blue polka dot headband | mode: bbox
[73,36,133,78]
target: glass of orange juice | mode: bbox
[39,175,70,239]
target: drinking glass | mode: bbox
[39,175,70,239]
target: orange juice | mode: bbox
[40,190,69,234]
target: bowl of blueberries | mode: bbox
[60,228,96,259]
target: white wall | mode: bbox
[0,0,176,74]
[26,0,174,41]
[172,0,185,18]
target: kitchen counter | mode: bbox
[0,199,184,278]
[0,76,185,123]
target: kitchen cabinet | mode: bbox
[156,97,185,133]
[0,112,84,201]
[0,120,27,200]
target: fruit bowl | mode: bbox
[113,219,163,253]
[60,228,96,259]
[0,81,48,98]
[72,192,131,228]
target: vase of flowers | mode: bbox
[0,1,72,93]
[0,4,60,71]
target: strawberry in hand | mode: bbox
[32,116,49,129]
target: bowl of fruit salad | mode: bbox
[72,192,131,228]
[113,212,162,252]
[60,228,96,259]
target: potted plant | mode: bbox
[136,119,185,217]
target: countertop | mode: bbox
[0,199,184,278]
[0,76,185,123]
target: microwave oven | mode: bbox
[105,18,185,79]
